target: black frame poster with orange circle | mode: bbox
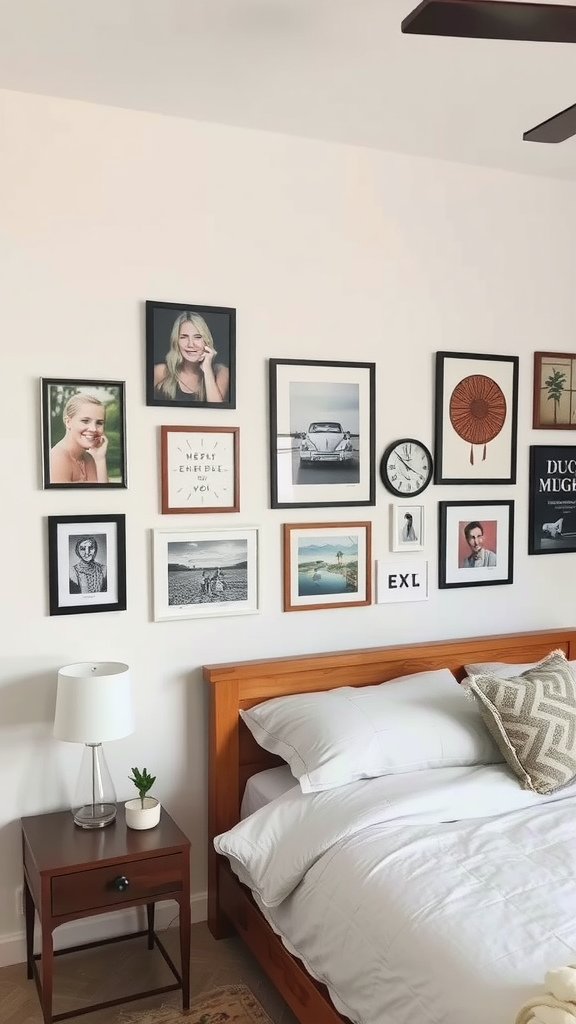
[434,352,519,485]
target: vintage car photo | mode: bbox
[299,421,354,467]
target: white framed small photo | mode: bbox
[391,504,425,552]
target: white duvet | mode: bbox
[215,765,576,1024]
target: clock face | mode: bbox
[380,439,433,497]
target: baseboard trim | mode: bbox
[0,892,207,969]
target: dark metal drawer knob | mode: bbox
[113,875,130,892]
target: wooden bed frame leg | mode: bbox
[208,890,234,939]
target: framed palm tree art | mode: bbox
[533,352,576,429]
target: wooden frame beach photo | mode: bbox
[283,521,372,612]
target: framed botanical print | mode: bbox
[282,521,372,612]
[47,514,127,615]
[153,527,259,620]
[533,352,576,429]
[434,352,519,485]
[269,359,376,509]
[529,445,576,554]
[41,378,127,489]
[160,426,239,514]
[438,500,514,589]
[146,300,236,409]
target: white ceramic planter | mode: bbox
[125,796,161,830]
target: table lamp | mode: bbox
[53,662,134,829]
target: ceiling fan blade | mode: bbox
[402,1,576,43]
[523,102,576,142]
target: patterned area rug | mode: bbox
[117,983,273,1023]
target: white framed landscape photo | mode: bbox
[153,527,259,621]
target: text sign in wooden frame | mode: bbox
[160,426,239,514]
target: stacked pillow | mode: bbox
[463,649,576,795]
[240,667,503,794]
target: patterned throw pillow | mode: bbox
[465,649,576,794]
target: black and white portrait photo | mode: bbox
[68,534,107,595]
[48,514,126,615]
[391,504,425,552]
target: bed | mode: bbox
[204,627,576,1024]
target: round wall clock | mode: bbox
[380,438,433,497]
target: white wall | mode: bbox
[1,87,576,965]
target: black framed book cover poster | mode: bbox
[529,445,576,555]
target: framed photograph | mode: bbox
[47,514,127,615]
[533,352,576,429]
[146,300,236,409]
[391,503,425,552]
[283,522,372,612]
[438,500,514,589]
[529,445,576,554]
[41,378,127,489]
[269,359,375,509]
[153,527,259,621]
[160,425,239,514]
[434,352,519,485]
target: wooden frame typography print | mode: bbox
[269,359,376,509]
[533,352,576,429]
[529,445,576,555]
[160,426,240,514]
[47,514,127,615]
[146,300,236,409]
[153,527,259,621]
[41,378,127,489]
[283,521,372,612]
[434,352,519,485]
[438,500,514,590]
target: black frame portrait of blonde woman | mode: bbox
[145,300,236,409]
[41,378,127,490]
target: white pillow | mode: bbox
[240,668,503,794]
[465,658,576,680]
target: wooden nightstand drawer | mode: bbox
[51,853,183,917]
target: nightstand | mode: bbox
[21,806,191,1024]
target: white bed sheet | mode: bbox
[240,765,297,818]
[216,765,576,1024]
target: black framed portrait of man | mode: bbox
[146,300,236,409]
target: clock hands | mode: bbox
[395,451,420,476]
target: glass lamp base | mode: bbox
[71,743,118,829]
[73,802,117,828]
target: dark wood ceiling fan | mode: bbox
[401,1,576,143]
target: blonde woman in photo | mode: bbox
[50,393,109,483]
[153,311,229,403]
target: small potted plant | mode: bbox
[125,767,161,830]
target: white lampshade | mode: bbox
[54,662,134,744]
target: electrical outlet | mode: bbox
[15,886,24,916]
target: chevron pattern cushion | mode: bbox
[466,650,576,795]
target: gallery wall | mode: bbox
[1,85,576,964]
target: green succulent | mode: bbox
[128,767,156,809]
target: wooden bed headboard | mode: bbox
[203,627,576,930]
